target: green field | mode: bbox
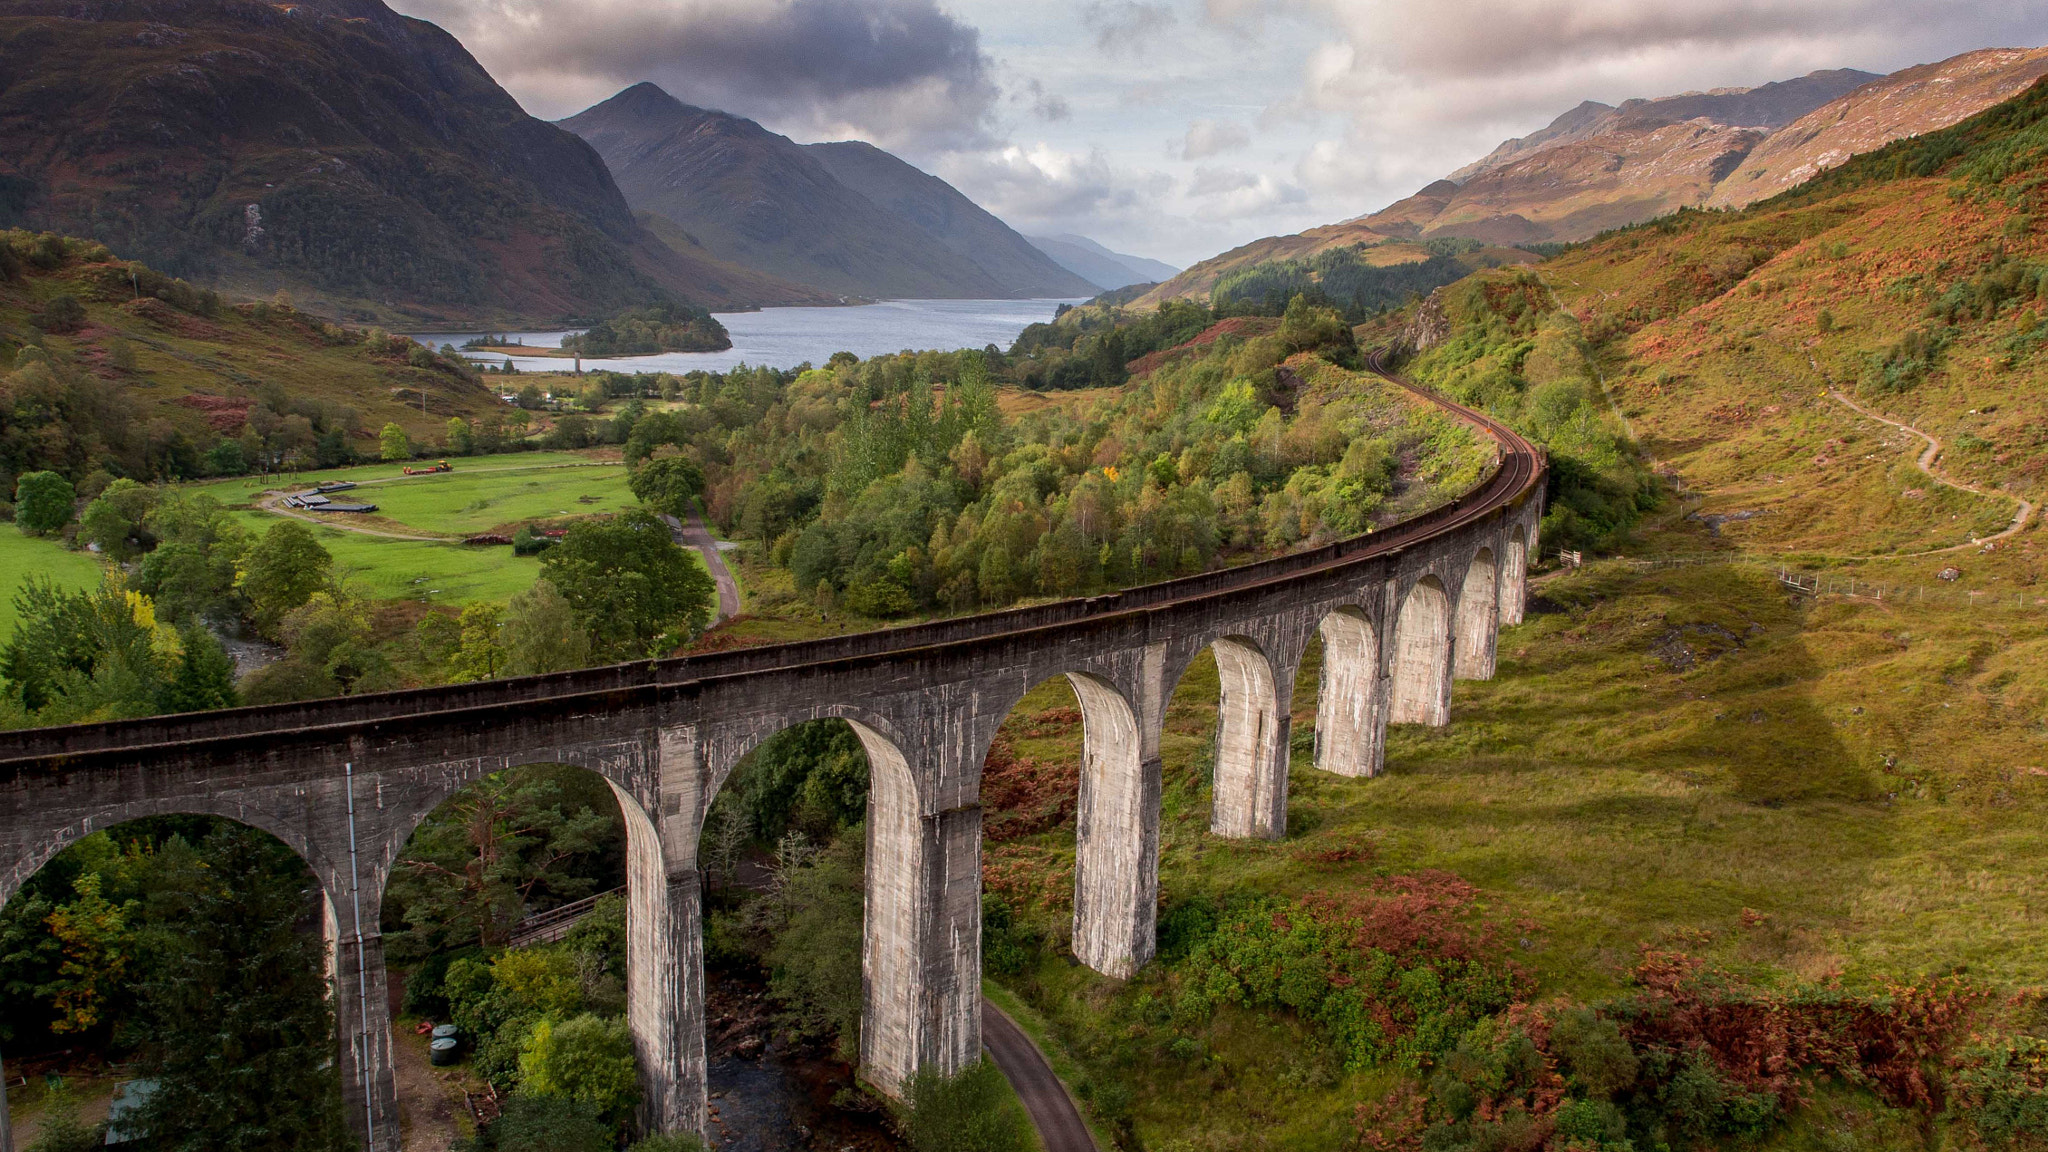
[334,463,634,536]
[220,448,709,607]
[195,451,644,607]
[227,511,546,605]
[0,529,107,633]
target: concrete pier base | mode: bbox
[1210,638,1289,839]
[1391,577,1454,727]
[857,725,981,1094]
[1454,550,1499,682]
[1314,608,1389,778]
[1069,673,1158,978]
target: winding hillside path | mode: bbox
[1825,389,2034,555]
[981,998,1099,1152]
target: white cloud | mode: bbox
[1185,167,1308,220]
[1178,119,1252,159]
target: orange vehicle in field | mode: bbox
[404,460,453,475]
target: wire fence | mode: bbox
[1555,550,2048,612]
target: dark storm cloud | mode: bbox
[399,0,1001,150]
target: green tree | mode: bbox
[128,826,356,1152]
[385,767,620,953]
[203,439,247,476]
[905,1059,1032,1152]
[0,576,178,722]
[518,1013,639,1121]
[539,510,713,660]
[447,417,476,456]
[23,1081,102,1152]
[750,832,864,1058]
[501,580,592,675]
[158,626,239,714]
[137,492,250,624]
[626,456,705,519]
[379,422,411,461]
[240,591,395,703]
[79,478,158,561]
[449,601,506,681]
[236,522,331,634]
[15,471,76,534]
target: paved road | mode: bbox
[981,997,1098,1152]
[666,510,741,622]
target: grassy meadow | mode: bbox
[0,529,106,633]
[190,450,656,608]
[973,545,2048,1151]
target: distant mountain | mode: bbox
[1445,70,1880,184]
[1377,68,1881,243]
[1706,47,2048,207]
[1142,49,2048,305]
[561,84,1073,300]
[0,0,825,323]
[803,142,1095,298]
[1027,235,1180,292]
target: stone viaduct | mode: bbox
[0,363,1543,1152]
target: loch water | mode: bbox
[412,297,1085,374]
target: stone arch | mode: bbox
[1501,523,1529,626]
[1314,606,1384,777]
[0,808,370,1151]
[1390,576,1453,726]
[377,753,686,1139]
[1210,636,1287,839]
[1455,547,1499,681]
[704,711,961,1098]
[1063,672,1154,979]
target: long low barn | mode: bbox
[284,491,379,513]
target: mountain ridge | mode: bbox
[1027,234,1180,292]
[1138,47,2048,307]
[561,83,1084,301]
[0,0,830,323]
[802,140,1095,299]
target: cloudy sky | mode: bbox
[391,0,2042,267]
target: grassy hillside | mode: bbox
[962,75,2048,1152]
[1400,74,2048,574]
[984,557,2048,1152]
[0,231,505,490]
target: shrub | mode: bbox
[35,294,84,333]
[462,1094,611,1152]
[905,1058,1032,1152]
[518,1013,639,1121]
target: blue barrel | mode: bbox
[429,1037,459,1066]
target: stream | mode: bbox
[703,973,901,1152]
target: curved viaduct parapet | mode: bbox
[0,354,1545,1152]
